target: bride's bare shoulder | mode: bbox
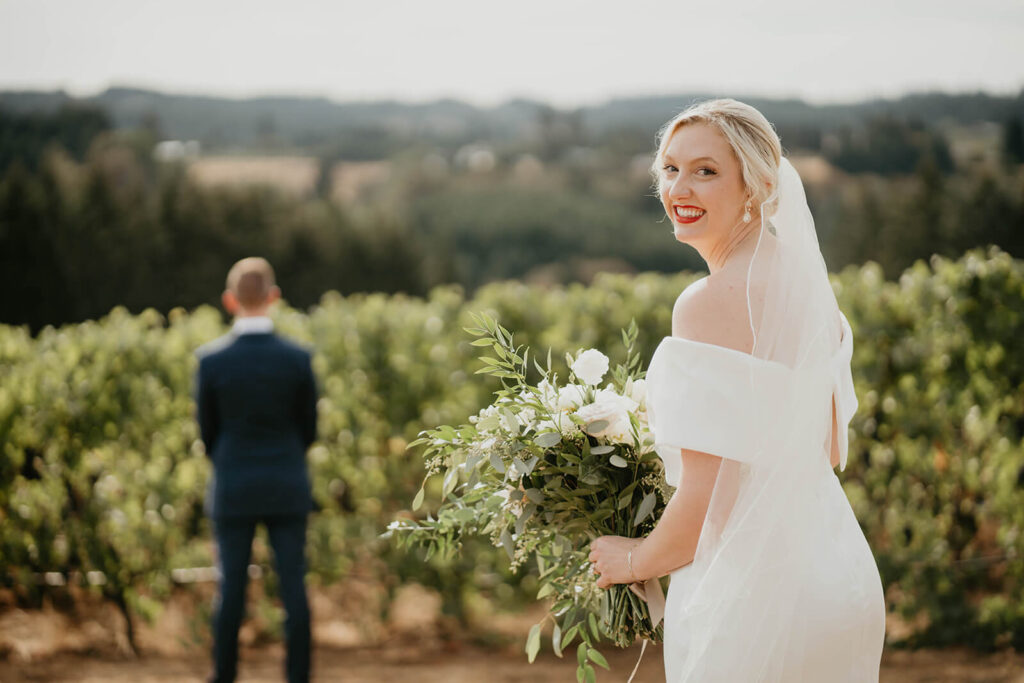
[672,273,756,353]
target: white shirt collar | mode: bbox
[232,316,274,335]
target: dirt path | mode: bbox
[3,644,1024,683]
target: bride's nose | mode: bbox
[667,175,693,199]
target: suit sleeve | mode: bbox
[300,352,319,448]
[195,356,219,457]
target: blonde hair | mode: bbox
[652,98,782,216]
[226,257,276,308]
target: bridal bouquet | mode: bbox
[391,314,667,682]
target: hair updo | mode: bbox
[653,98,782,217]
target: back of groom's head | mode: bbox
[224,257,278,313]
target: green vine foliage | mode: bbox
[0,247,1022,653]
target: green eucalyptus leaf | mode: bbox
[441,467,459,499]
[477,415,500,431]
[609,454,628,468]
[561,622,580,650]
[633,490,657,527]
[500,528,515,560]
[509,456,524,477]
[587,648,609,670]
[534,431,562,448]
[526,623,542,663]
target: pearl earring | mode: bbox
[743,201,752,223]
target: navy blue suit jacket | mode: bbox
[195,330,317,519]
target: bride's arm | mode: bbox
[589,447,723,587]
[590,282,743,587]
[632,448,722,578]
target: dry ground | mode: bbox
[2,642,1024,682]
[2,583,1022,682]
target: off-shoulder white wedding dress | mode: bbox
[646,311,885,682]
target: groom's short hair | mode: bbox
[226,257,276,308]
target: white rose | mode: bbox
[574,389,638,444]
[557,384,587,411]
[572,349,609,386]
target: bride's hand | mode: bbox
[588,535,642,589]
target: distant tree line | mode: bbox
[815,159,1024,276]
[821,115,954,175]
[0,132,439,331]
[1,104,1023,330]
[0,104,110,172]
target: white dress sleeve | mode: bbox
[645,338,791,487]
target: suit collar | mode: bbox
[232,316,274,336]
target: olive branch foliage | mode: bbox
[391,313,667,682]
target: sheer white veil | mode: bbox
[748,156,843,370]
[671,155,863,678]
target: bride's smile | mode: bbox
[672,205,706,223]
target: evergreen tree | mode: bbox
[1004,118,1024,165]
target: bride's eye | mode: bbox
[662,164,678,173]
[696,167,717,176]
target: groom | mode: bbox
[195,257,318,683]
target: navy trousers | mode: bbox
[211,515,310,683]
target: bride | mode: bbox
[588,99,885,681]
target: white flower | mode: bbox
[534,417,557,433]
[517,406,537,428]
[537,379,558,405]
[625,377,647,407]
[556,384,586,411]
[574,388,638,444]
[473,404,502,433]
[536,412,579,435]
[572,349,609,386]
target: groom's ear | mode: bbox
[267,286,281,305]
[222,290,239,315]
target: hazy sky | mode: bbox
[1,0,1022,106]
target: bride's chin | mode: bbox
[672,226,695,244]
